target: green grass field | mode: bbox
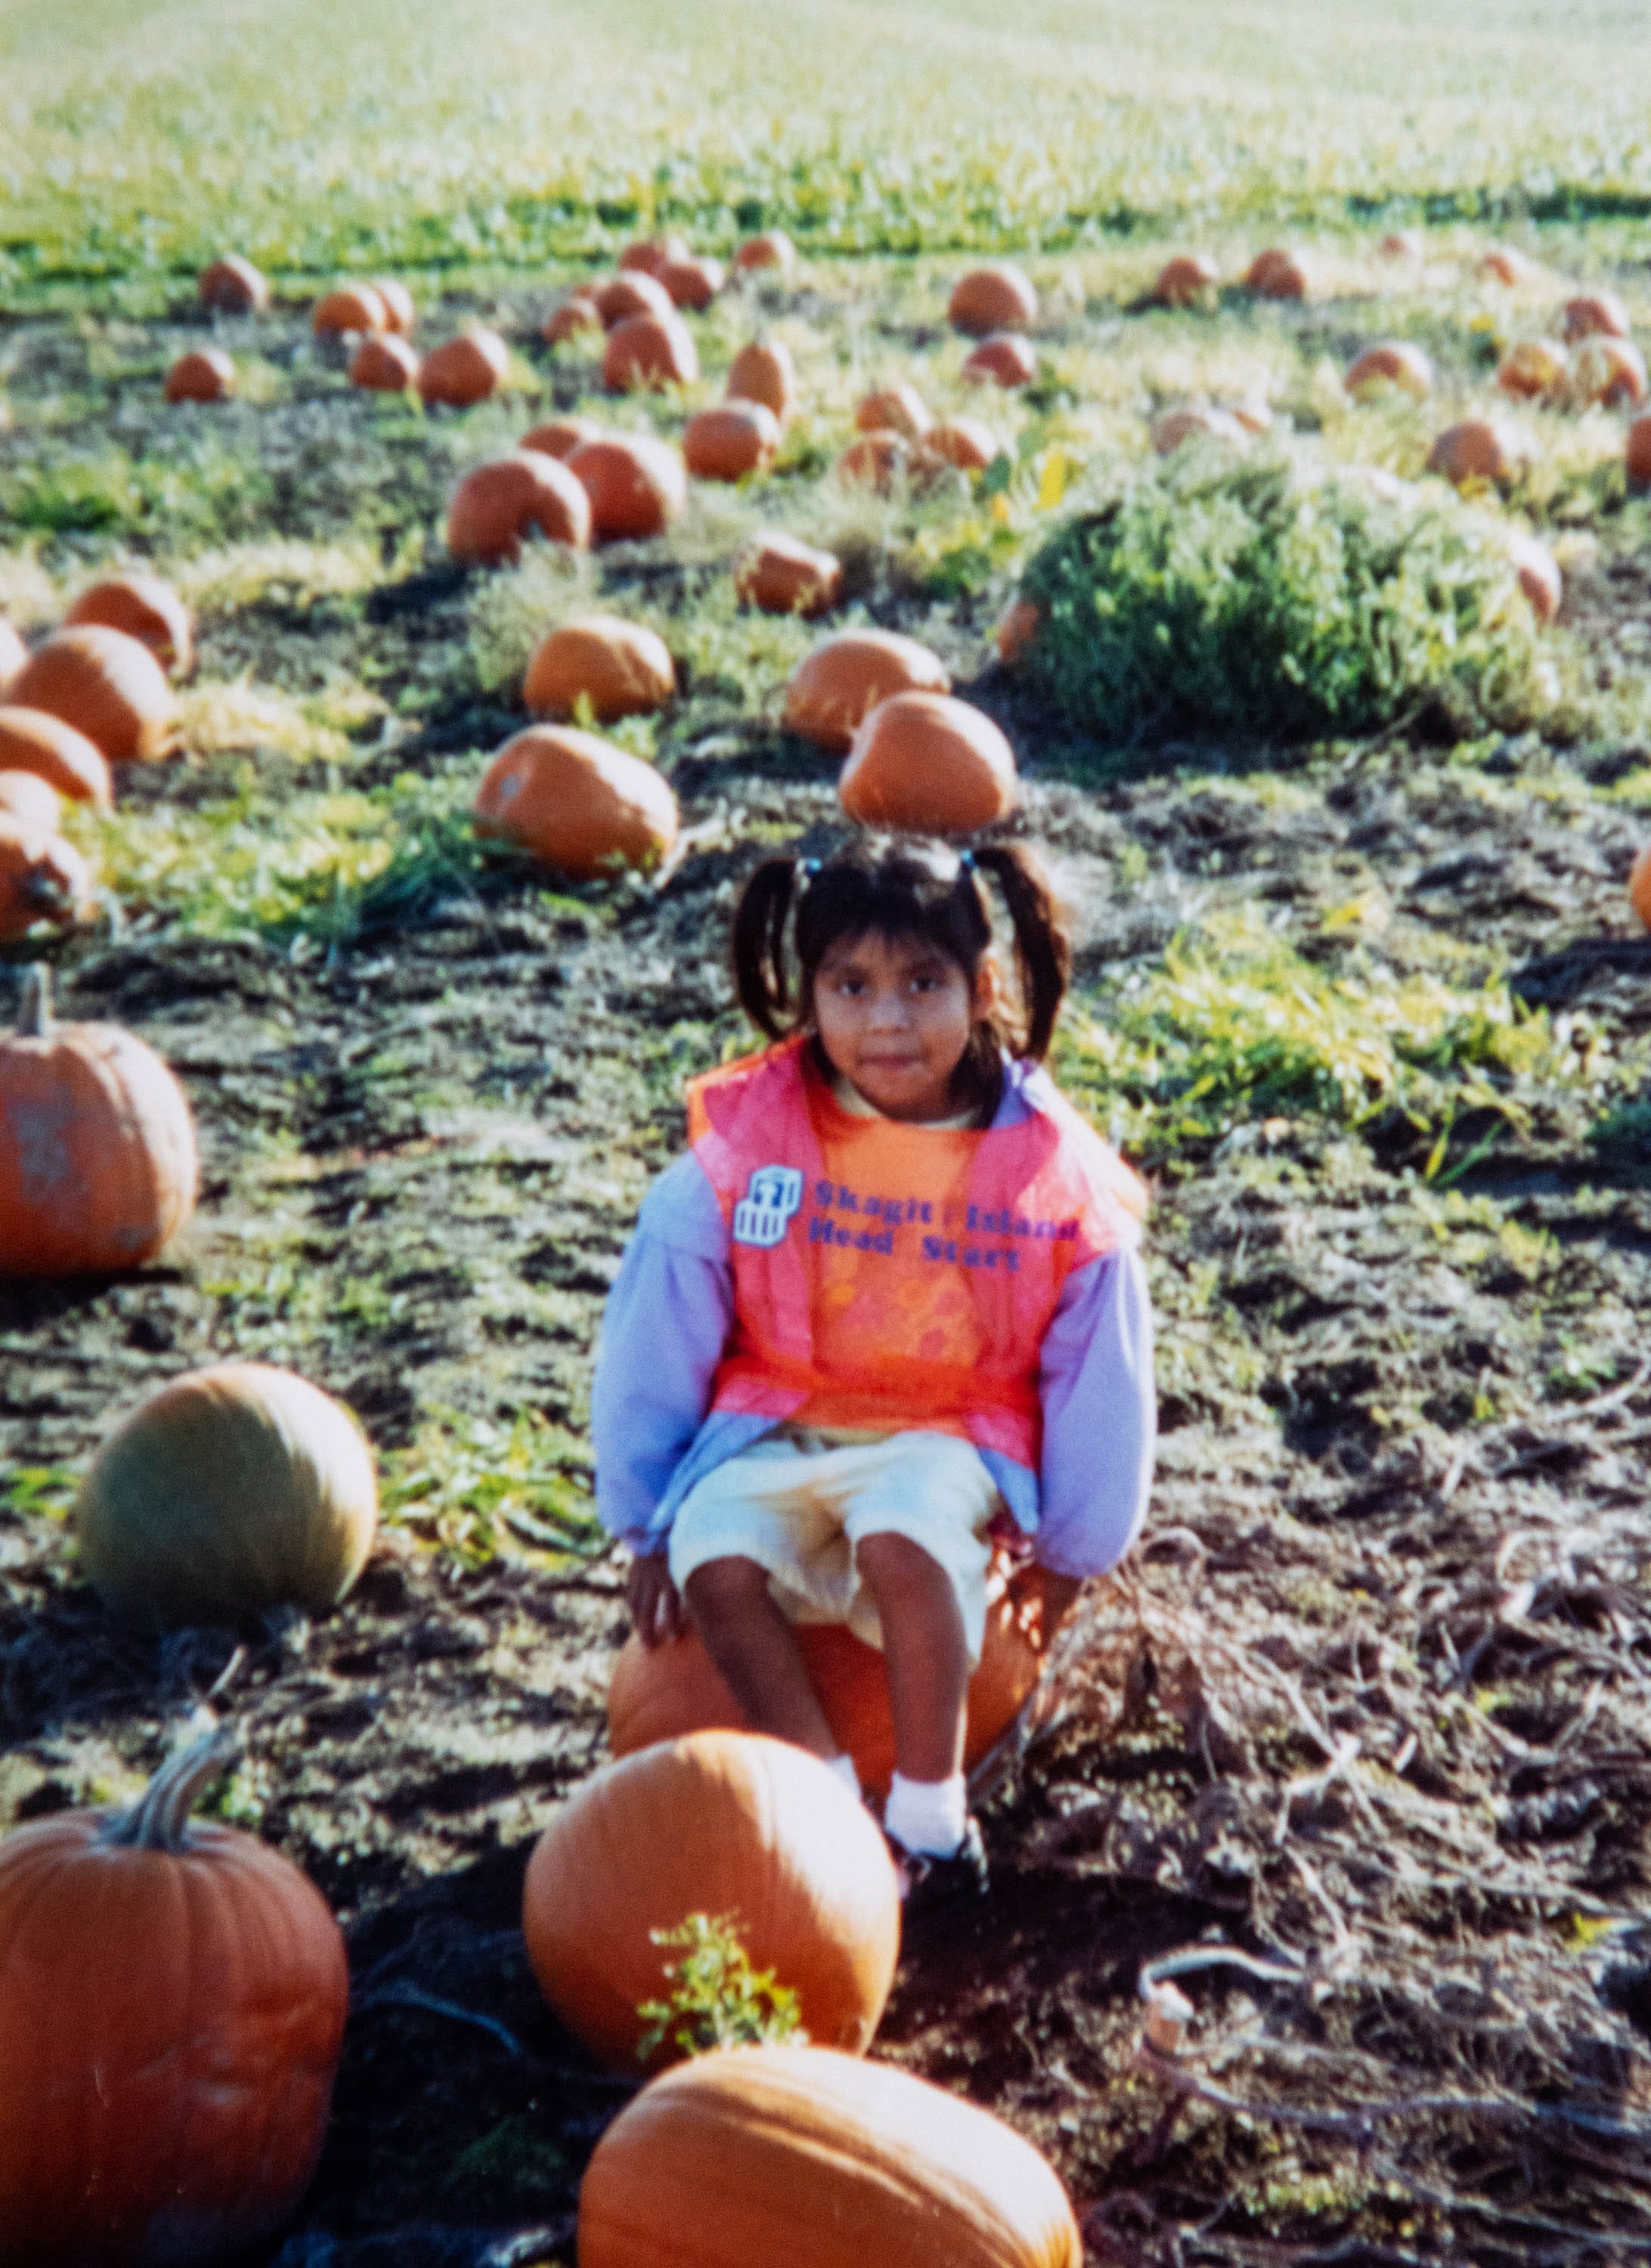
[8,0,1651,290]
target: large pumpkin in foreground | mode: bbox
[609,1548,1053,1801]
[785,630,950,752]
[0,1730,348,2268]
[474,726,678,877]
[578,2043,1082,2268]
[523,1733,900,2071]
[76,1362,378,1626]
[0,965,197,1275]
[8,626,178,764]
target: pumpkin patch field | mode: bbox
[8,2,1651,2263]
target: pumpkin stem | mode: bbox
[99,1725,243,1852]
[18,963,51,1039]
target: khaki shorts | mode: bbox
[668,1427,999,1662]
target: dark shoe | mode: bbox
[887,1815,990,1928]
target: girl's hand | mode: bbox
[627,1554,686,1650]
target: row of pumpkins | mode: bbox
[0,1349,1072,2265]
[166,237,1040,411]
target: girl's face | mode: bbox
[810,928,996,1122]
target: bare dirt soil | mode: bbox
[4,282,1651,2266]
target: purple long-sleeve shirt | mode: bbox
[591,1062,1157,1580]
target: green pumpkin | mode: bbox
[76,1362,378,1627]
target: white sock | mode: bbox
[823,1752,862,1799]
[884,1771,968,1858]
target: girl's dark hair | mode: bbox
[732,835,1070,1111]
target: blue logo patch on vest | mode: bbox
[733,1165,804,1248]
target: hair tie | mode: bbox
[958,848,976,873]
[797,856,821,891]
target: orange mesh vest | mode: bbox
[686,1035,1146,1467]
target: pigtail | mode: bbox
[730,857,801,1038]
[971,843,1070,1061]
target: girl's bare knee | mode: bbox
[683,1554,774,1622]
[856,1530,949,1598]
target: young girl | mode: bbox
[592,835,1155,1912]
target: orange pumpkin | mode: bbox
[1481,246,1534,287]
[0,965,197,1276]
[995,596,1040,668]
[198,256,270,315]
[523,616,676,722]
[1154,253,1219,306]
[1498,337,1566,398]
[734,230,797,276]
[855,383,930,441]
[544,294,602,348]
[417,330,510,408]
[1380,231,1422,259]
[474,726,678,877]
[370,277,415,333]
[0,1729,348,2267]
[1345,341,1433,398]
[0,826,94,942]
[1508,532,1561,624]
[948,263,1037,336]
[1246,246,1309,298]
[77,1362,377,1624]
[312,284,387,336]
[522,414,602,460]
[785,630,950,751]
[1570,336,1648,407]
[604,312,699,392]
[726,337,798,423]
[621,234,689,279]
[840,691,1018,833]
[1426,417,1522,486]
[446,453,592,566]
[0,773,60,830]
[609,1549,1051,1801]
[1227,398,1274,435]
[837,431,914,491]
[1631,843,1651,930]
[661,255,724,311]
[166,348,235,404]
[0,618,24,694]
[962,332,1036,389]
[349,333,420,392]
[1563,290,1630,342]
[736,533,843,618]
[64,574,194,678]
[925,417,1001,472]
[10,627,177,764]
[683,399,781,481]
[10,627,177,765]
[595,271,674,328]
[0,707,113,806]
[1627,414,1651,488]
[522,1733,900,2071]
[577,2043,1082,2268]
[1151,406,1247,455]
[566,433,687,541]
